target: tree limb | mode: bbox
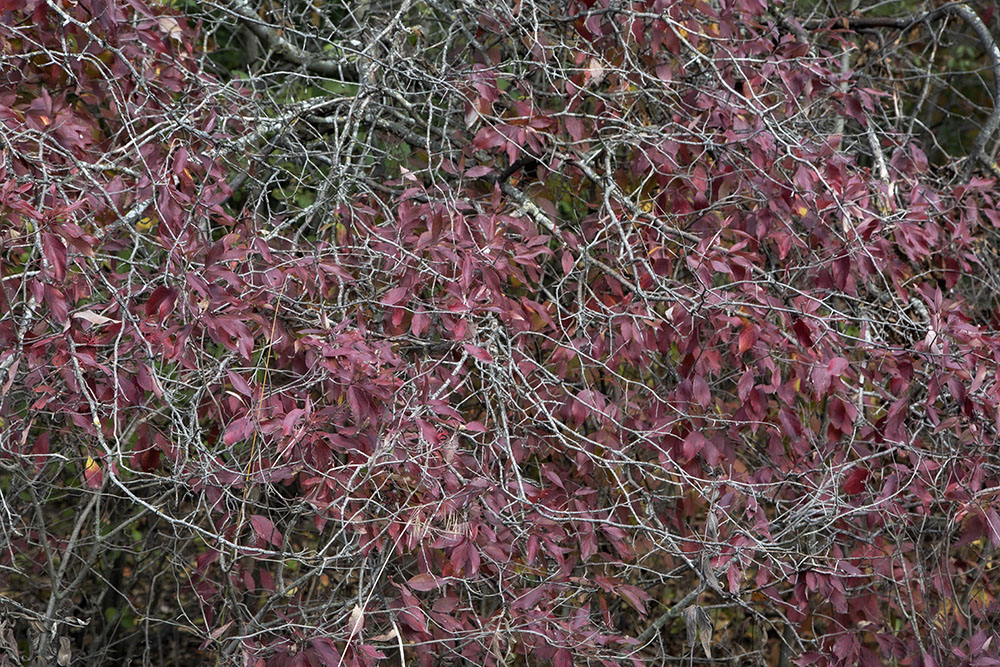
[221,0,359,80]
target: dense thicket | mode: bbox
[3,0,1000,665]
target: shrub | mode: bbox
[3,0,1000,665]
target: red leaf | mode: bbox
[691,374,711,408]
[884,398,908,442]
[737,368,754,403]
[465,165,492,178]
[617,584,650,616]
[44,285,68,324]
[309,638,340,664]
[827,356,850,377]
[986,509,1000,547]
[83,456,103,489]
[417,418,440,444]
[131,443,160,472]
[737,323,758,355]
[42,232,66,281]
[523,298,558,331]
[843,467,868,494]
[564,116,584,141]
[249,514,283,547]
[811,364,832,396]
[794,164,814,190]
[561,250,575,275]
[172,146,189,174]
[682,431,706,460]
[512,584,547,611]
[792,318,813,347]
[226,370,253,397]
[398,604,428,634]
[381,286,409,306]
[828,396,857,432]
[844,95,866,125]
[144,285,177,322]
[32,432,50,472]
[281,408,304,436]
[411,309,429,336]
[223,416,252,446]
[209,620,233,640]
[728,564,742,594]
[833,634,855,660]
[407,573,441,592]
[462,343,494,363]
[702,438,721,467]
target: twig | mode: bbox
[636,582,705,645]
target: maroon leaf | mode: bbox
[226,370,253,397]
[561,250,575,275]
[309,638,340,664]
[144,285,178,322]
[42,232,66,281]
[43,285,68,324]
[617,584,650,616]
[792,318,813,347]
[843,467,868,495]
[407,573,441,592]
[682,431,706,461]
[381,286,409,306]
[986,509,1000,547]
[223,416,252,446]
[691,374,711,408]
[462,343,494,363]
[737,368,754,403]
[249,514,283,547]
[465,165,492,178]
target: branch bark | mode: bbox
[221,0,359,80]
